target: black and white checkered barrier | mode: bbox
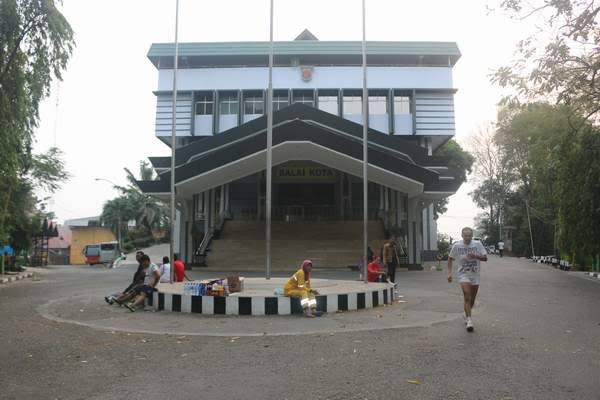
[150,287,395,315]
[531,256,572,271]
[0,272,33,284]
[586,272,600,279]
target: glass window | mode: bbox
[293,91,314,107]
[244,95,264,115]
[219,94,238,115]
[318,96,338,115]
[273,93,289,111]
[369,96,388,114]
[343,96,362,114]
[394,96,411,114]
[195,94,213,115]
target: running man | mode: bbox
[447,227,487,332]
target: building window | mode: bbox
[219,94,238,115]
[369,96,388,114]
[293,91,314,107]
[273,92,289,111]
[343,96,362,114]
[394,96,411,114]
[244,95,264,115]
[195,94,213,115]
[318,95,338,115]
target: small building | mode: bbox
[65,217,116,265]
[48,225,72,265]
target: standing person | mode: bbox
[367,255,386,282]
[447,227,487,332]
[173,254,191,282]
[284,259,321,317]
[159,256,171,283]
[124,255,160,312]
[497,240,505,258]
[382,240,399,284]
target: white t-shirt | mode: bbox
[159,263,171,283]
[449,240,486,274]
[498,241,504,250]
[143,263,160,285]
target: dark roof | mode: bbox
[140,103,460,194]
[171,103,438,167]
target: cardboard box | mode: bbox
[226,276,244,293]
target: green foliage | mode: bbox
[431,139,474,219]
[0,0,73,246]
[556,125,600,262]
[474,102,600,263]
[437,233,451,259]
[492,0,600,122]
[100,161,169,242]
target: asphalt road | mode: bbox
[1,257,599,400]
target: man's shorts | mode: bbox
[458,273,480,286]
[135,285,155,297]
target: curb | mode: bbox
[0,272,33,284]
[151,286,395,315]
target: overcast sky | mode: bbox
[34,0,531,237]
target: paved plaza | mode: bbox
[1,256,599,399]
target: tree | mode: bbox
[431,139,475,218]
[4,147,70,252]
[467,124,515,244]
[492,0,600,123]
[0,0,74,243]
[101,161,169,247]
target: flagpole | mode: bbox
[265,0,274,279]
[361,0,368,284]
[169,0,180,283]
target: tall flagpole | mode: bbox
[265,0,274,279]
[169,0,180,283]
[361,0,368,284]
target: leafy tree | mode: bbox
[101,161,169,246]
[432,139,474,218]
[492,0,600,123]
[0,0,74,243]
[467,125,514,240]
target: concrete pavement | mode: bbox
[1,256,599,399]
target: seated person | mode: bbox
[367,255,386,283]
[124,255,160,312]
[173,254,191,282]
[284,259,321,317]
[105,251,145,305]
[159,256,171,283]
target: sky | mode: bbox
[34,0,532,237]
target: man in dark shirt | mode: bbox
[105,251,145,305]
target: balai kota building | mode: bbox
[136,30,463,270]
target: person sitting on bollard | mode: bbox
[367,255,386,282]
[159,256,171,283]
[173,254,191,282]
[284,259,321,317]
[105,251,145,305]
[123,254,160,312]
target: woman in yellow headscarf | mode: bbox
[284,259,321,317]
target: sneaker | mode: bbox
[466,317,474,332]
[124,302,136,312]
[104,296,114,305]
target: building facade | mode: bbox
[137,31,463,269]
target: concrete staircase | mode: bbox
[206,220,386,271]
